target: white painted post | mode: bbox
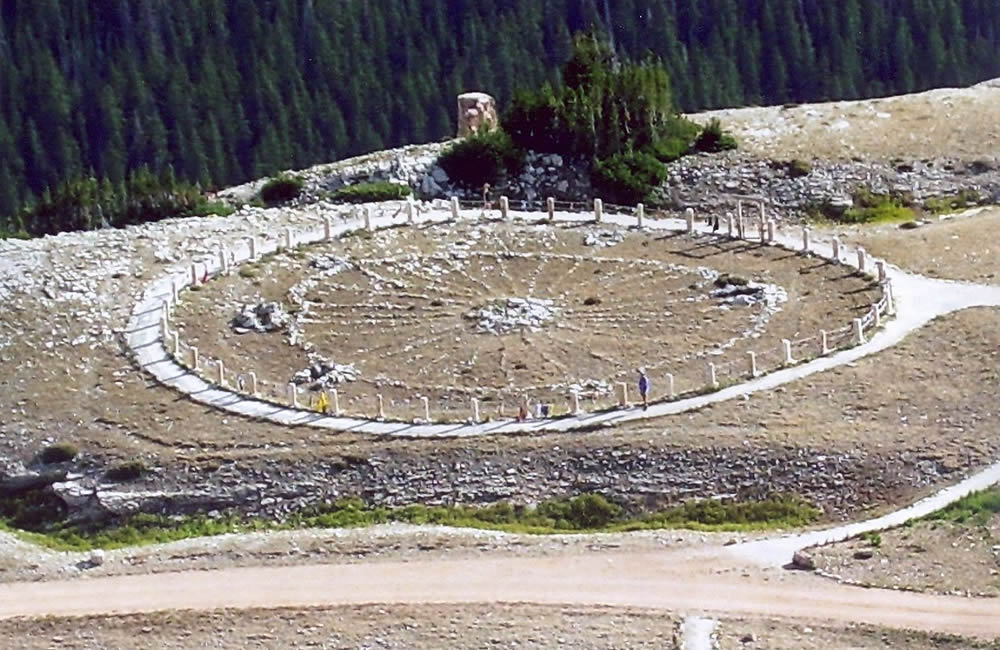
[171,332,180,356]
[685,208,695,234]
[876,260,887,283]
[324,216,333,240]
[748,351,759,378]
[572,392,582,415]
[249,236,259,261]
[759,218,766,243]
[726,214,734,237]
[758,202,766,226]
[219,247,230,274]
[160,315,169,341]
[873,304,881,328]
[737,200,744,223]
[547,197,555,221]
[190,263,200,286]
[831,237,841,260]
[636,203,644,228]
[190,346,200,370]
[854,318,866,345]
[499,196,510,220]
[450,196,460,219]
[885,281,896,316]
[617,382,629,407]
[284,227,293,250]
[767,219,776,243]
[330,389,340,415]
[364,207,373,231]
[376,394,386,419]
[708,363,719,389]
[782,339,794,365]
[738,215,746,239]
[471,398,481,423]
[820,330,830,355]
[421,396,430,422]
[171,279,179,304]
[594,198,603,223]
[857,247,867,273]
[216,360,226,386]
[248,371,258,396]
[665,373,676,399]
[288,383,299,408]
[802,227,811,253]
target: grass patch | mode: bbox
[238,265,258,279]
[2,493,820,551]
[809,188,916,225]
[926,488,1000,526]
[104,459,148,482]
[38,443,78,465]
[923,189,983,215]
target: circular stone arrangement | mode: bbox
[165,209,882,424]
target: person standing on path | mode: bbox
[637,368,650,410]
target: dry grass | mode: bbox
[692,79,1000,162]
[844,206,1000,282]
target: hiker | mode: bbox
[517,395,529,421]
[712,215,720,232]
[637,368,650,410]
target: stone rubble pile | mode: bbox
[231,302,289,334]
[583,230,626,248]
[466,297,558,334]
[292,357,360,389]
[712,280,788,309]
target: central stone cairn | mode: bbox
[465,297,558,334]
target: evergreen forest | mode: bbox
[1,0,999,233]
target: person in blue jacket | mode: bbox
[637,368,650,410]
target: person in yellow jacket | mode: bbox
[314,391,329,414]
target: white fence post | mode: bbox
[617,382,629,407]
[284,227,293,250]
[759,218,766,243]
[857,247,867,273]
[831,237,840,260]
[248,371,258,397]
[170,332,180,356]
[330,389,341,415]
[666,373,676,399]
[216,360,226,386]
[885,281,896,316]
[450,196,460,220]
[324,216,333,240]
[190,263,200,287]
[767,219,775,243]
[782,339,794,365]
[685,207,695,234]
[748,351,759,378]
[820,330,830,355]
[363,207,373,231]
[726,214,734,237]
[707,362,719,389]
[547,197,555,221]
[421,396,430,422]
[405,200,415,223]
[572,391,582,415]
[594,198,603,223]
[873,304,881,328]
[636,203,644,228]
[854,318,866,345]
[802,227,811,253]
[500,196,510,220]
[376,394,385,420]
[471,398,481,423]
[190,346,200,370]
[288,383,299,408]
[876,260,887,283]
[171,279,180,304]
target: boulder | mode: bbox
[457,92,499,138]
[792,549,816,571]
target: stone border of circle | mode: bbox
[126,197,894,438]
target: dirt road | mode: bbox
[0,549,996,638]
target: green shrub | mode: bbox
[691,118,738,153]
[591,150,667,205]
[259,174,303,205]
[39,443,78,465]
[104,459,148,482]
[927,488,1000,526]
[329,181,411,204]
[923,188,982,215]
[862,531,882,547]
[437,129,524,188]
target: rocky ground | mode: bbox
[0,604,987,650]
[809,513,1000,598]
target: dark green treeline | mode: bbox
[1,0,998,223]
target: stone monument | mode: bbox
[457,92,499,138]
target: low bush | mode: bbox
[591,150,667,205]
[329,181,411,203]
[691,118,738,153]
[259,174,303,205]
[437,129,524,188]
[927,488,1000,526]
[104,459,148,482]
[39,442,78,465]
[923,188,982,215]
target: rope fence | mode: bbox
[157,195,893,424]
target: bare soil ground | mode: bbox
[843,206,1000,283]
[810,515,1000,598]
[173,222,878,421]
[693,79,1000,162]
[0,605,988,650]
